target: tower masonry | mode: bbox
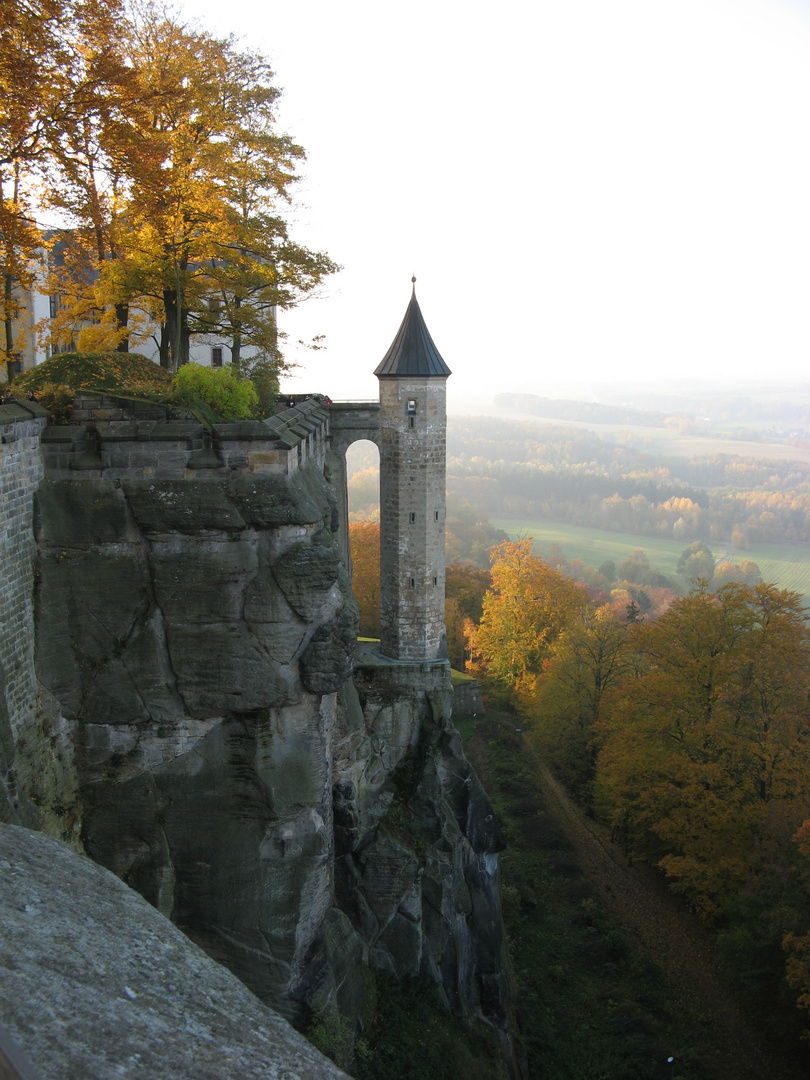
[375,282,451,662]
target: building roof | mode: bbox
[374,281,451,378]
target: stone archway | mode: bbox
[326,403,381,573]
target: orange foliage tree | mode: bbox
[595,582,810,919]
[348,521,380,638]
[445,562,491,670]
[465,539,587,700]
[529,605,630,802]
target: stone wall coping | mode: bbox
[40,392,334,479]
[0,401,49,423]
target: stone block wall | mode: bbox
[452,679,485,717]
[0,404,47,743]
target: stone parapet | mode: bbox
[42,393,330,480]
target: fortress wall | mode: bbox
[0,394,332,834]
[43,392,331,480]
[0,405,47,741]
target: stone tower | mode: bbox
[375,281,451,661]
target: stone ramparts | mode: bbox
[42,393,331,481]
[0,403,48,749]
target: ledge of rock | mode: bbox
[0,823,350,1080]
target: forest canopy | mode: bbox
[466,539,810,1045]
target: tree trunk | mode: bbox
[159,322,170,369]
[231,295,241,373]
[1,174,16,382]
[3,277,15,383]
[115,302,129,352]
[180,309,190,367]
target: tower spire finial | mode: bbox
[411,275,416,292]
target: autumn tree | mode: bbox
[712,559,761,588]
[595,582,810,918]
[466,539,587,699]
[39,0,143,354]
[36,2,336,376]
[445,562,491,670]
[0,0,74,378]
[349,521,380,638]
[530,606,630,801]
[347,465,380,521]
[676,540,715,583]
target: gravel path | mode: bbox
[511,728,804,1080]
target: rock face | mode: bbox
[31,455,511,1057]
[0,823,351,1080]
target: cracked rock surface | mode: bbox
[0,823,350,1080]
[34,463,356,1019]
[28,458,512,1059]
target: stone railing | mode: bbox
[42,393,331,480]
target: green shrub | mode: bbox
[173,362,258,420]
[240,352,280,416]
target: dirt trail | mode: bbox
[509,727,803,1080]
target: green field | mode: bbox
[492,518,810,601]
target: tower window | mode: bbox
[434,510,439,521]
[409,512,416,523]
[407,398,416,413]
[409,577,415,589]
[433,576,438,587]
[409,416,414,428]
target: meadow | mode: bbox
[492,517,810,601]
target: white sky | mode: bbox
[184,0,810,404]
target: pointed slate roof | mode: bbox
[374,281,451,378]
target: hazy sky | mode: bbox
[185,0,810,403]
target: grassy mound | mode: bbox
[10,353,262,426]
[12,352,172,423]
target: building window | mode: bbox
[409,416,414,428]
[434,510,439,521]
[407,398,416,413]
[433,576,437,588]
[409,577,415,589]
[409,512,416,523]
[211,346,223,368]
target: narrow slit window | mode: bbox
[433,576,438,587]
[409,416,414,428]
[434,510,439,521]
[409,512,416,523]
[409,577,415,589]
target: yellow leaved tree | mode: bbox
[465,539,587,702]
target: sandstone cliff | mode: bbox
[27,452,511,1057]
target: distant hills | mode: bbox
[495,393,674,428]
